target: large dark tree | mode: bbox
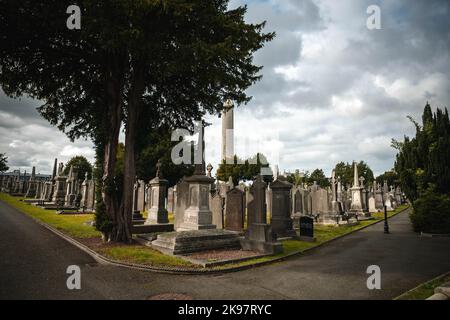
[0,0,274,242]
[393,102,450,201]
[306,168,330,188]
[216,153,272,185]
[63,156,93,181]
[136,125,194,187]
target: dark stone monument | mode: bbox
[270,178,297,239]
[240,176,283,254]
[225,187,244,232]
[299,216,316,242]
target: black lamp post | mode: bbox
[382,192,390,234]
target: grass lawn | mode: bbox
[0,192,193,268]
[0,193,99,238]
[395,273,450,300]
[0,192,409,270]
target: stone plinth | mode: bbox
[52,176,66,205]
[178,174,216,231]
[151,229,241,255]
[146,176,169,224]
[240,223,283,254]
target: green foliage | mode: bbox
[63,156,93,180]
[286,169,305,186]
[0,153,9,172]
[394,102,450,201]
[0,192,99,238]
[334,161,374,187]
[376,170,399,187]
[94,198,113,236]
[0,0,274,242]
[306,168,330,188]
[410,192,450,234]
[136,126,194,187]
[216,153,272,184]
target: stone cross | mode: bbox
[206,163,213,178]
[359,176,365,188]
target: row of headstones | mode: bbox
[170,175,296,239]
[48,163,96,210]
[0,162,96,211]
[291,180,405,219]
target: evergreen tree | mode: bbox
[63,156,93,181]
[0,153,9,173]
[394,102,450,201]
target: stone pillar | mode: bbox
[52,163,66,206]
[349,161,365,217]
[146,162,169,225]
[383,180,393,211]
[64,165,78,206]
[80,172,89,210]
[221,99,234,163]
[241,175,283,254]
[25,166,37,198]
[330,170,342,215]
[178,173,215,230]
[359,176,369,213]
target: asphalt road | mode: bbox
[1,199,449,300]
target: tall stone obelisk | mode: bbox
[221,99,234,163]
[350,161,365,217]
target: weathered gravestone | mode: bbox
[293,188,302,215]
[299,216,315,242]
[25,166,37,198]
[368,196,377,213]
[240,176,283,254]
[211,192,224,229]
[225,187,244,232]
[174,179,190,230]
[167,187,174,213]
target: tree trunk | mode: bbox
[102,55,127,242]
[121,61,145,242]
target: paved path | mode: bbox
[1,199,449,300]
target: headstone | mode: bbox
[293,188,302,214]
[240,176,283,254]
[224,187,244,232]
[137,180,146,213]
[146,161,170,225]
[299,216,315,242]
[174,179,189,230]
[211,192,224,229]
[167,187,175,213]
[368,196,377,213]
[25,166,38,198]
[374,183,384,210]
[52,163,66,206]
[383,180,393,211]
[270,178,296,238]
[64,165,78,207]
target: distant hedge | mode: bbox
[410,192,450,234]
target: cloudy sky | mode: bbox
[1,0,449,176]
